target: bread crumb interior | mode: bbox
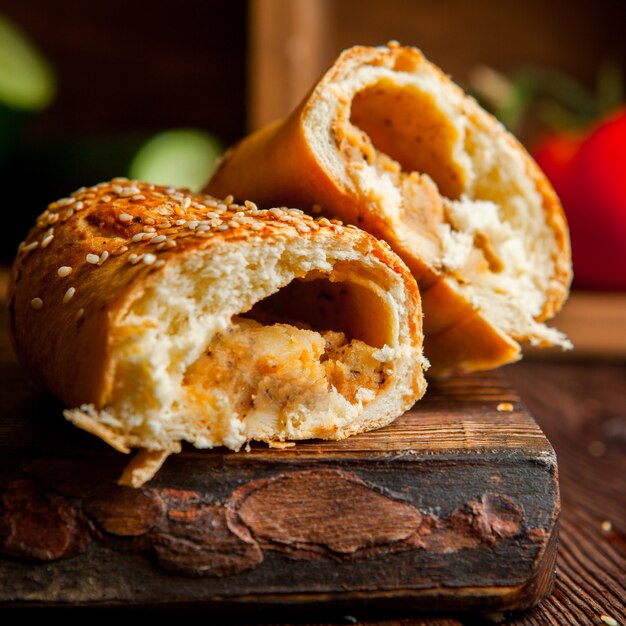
[342,76,562,344]
[103,243,401,451]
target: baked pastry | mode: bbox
[8,179,427,486]
[207,42,572,376]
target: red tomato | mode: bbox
[533,110,626,290]
[532,132,582,208]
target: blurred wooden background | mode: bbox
[249,0,626,129]
[1,0,625,137]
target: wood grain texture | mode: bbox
[0,315,558,613]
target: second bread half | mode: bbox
[207,43,572,376]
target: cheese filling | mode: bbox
[183,317,390,442]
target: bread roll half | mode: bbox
[207,43,572,376]
[8,179,427,486]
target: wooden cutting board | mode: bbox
[0,325,559,614]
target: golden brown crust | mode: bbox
[207,43,572,376]
[9,178,426,482]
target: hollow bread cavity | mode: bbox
[93,238,404,452]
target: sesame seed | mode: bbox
[31,297,44,309]
[175,219,186,226]
[223,194,234,205]
[41,234,54,248]
[119,213,133,222]
[154,259,166,268]
[64,208,75,220]
[150,235,167,244]
[156,221,171,229]
[227,220,239,228]
[63,287,76,303]
[318,217,331,226]
[205,212,219,219]
[57,197,75,208]
[131,233,144,243]
[47,213,59,224]
[74,186,87,195]
[129,254,142,265]
[144,217,156,225]
[143,253,157,265]
[268,208,283,218]
[296,224,311,233]
[75,308,84,321]
[244,200,258,211]
[22,241,39,252]
[99,250,109,264]
[86,253,99,264]
[165,240,177,248]
[197,224,211,231]
[143,226,156,233]
[346,224,359,230]
[74,201,85,211]
[131,194,146,202]
[57,266,72,277]
[217,203,228,211]
[217,224,229,231]
[102,195,112,202]
[112,245,129,255]
[155,242,167,250]
[186,220,199,230]
[181,197,191,210]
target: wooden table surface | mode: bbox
[1,258,624,623]
[3,361,622,624]
[342,358,626,626]
[323,358,626,626]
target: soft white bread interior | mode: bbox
[207,43,572,376]
[8,179,427,486]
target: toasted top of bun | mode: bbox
[9,178,427,485]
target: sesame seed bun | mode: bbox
[8,178,427,486]
[206,43,572,376]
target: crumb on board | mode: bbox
[496,402,514,412]
[268,441,296,450]
[601,520,613,533]
[600,615,618,626]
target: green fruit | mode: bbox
[129,129,224,191]
[0,13,55,111]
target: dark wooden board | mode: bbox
[0,324,559,613]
